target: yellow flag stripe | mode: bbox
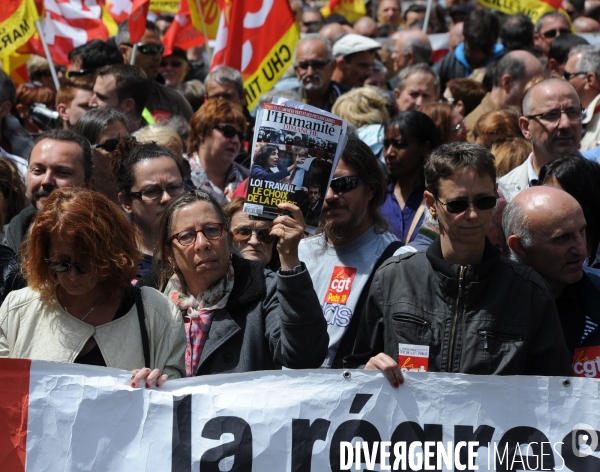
[477,0,555,24]
[243,25,300,111]
[0,0,39,59]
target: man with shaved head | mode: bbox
[498,78,582,201]
[503,186,600,371]
[353,17,378,38]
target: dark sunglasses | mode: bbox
[437,195,498,214]
[214,124,244,141]
[563,70,587,81]
[45,259,91,275]
[542,28,571,39]
[91,136,135,153]
[295,60,330,70]
[232,227,277,244]
[65,68,96,79]
[160,60,184,68]
[329,175,364,194]
[123,42,165,55]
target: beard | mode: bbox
[322,198,368,244]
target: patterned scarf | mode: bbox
[167,263,235,376]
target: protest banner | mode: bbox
[320,0,366,24]
[2,358,600,471]
[0,0,39,59]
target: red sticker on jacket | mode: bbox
[398,343,429,372]
[573,346,600,378]
[324,266,357,305]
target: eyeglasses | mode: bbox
[541,28,571,39]
[91,136,135,153]
[232,226,277,244]
[171,223,226,246]
[22,81,43,89]
[65,69,96,79]
[449,118,466,134]
[122,42,165,56]
[45,259,91,275]
[526,107,583,124]
[329,175,364,194]
[295,60,330,70]
[214,124,245,141]
[436,195,498,214]
[563,70,588,81]
[129,183,185,201]
[160,59,184,68]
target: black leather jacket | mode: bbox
[346,237,573,377]
[0,244,25,307]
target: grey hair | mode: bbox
[502,199,534,261]
[73,108,129,145]
[522,77,578,116]
[535,11,569,33]
[570,45,600,77]
[493,53,525,88]
[203,66,244,101]
[395,63,440,96]
[0,71,16,106]
[293,34,334,64]
[403,38,432,65]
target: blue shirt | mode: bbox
[380,182,425,243]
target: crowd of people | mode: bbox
[1,0,600,389]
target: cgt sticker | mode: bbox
[324,266,357,305]
[572,345,600,378]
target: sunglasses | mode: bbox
[66,68,96,79]
[541,28,571,39]
[123,42,165,55]
[160,60,184,68]
[563,70,587,81]
[45,259,91,275]
[91,136,135,153]
[171,223,225,246]
[232,227,277,244]
[436,195,498,214]
[214,124,245,141]
[295,60,330,70]
[329,175,364,194]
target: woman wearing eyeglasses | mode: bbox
[347,142,572,382]
[224,198,280,271]
[0,188,186,387]
[186,99,248,205]
[418,102,469,144]
[113,140,185,279]
[155,190,328,377]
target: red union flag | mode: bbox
[210,0,300,111]
[128,0,150,43]
[162,0,205,55]
[0,0,39,59]
[320,0,366,24]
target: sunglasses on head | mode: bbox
[65,68,96,79]
[436,195,498,214]
[91,136,135,153]
[160,59,184,68]
[45,259,91,275]
[123,42,165,55]
[542,28,571,38]
[329,175,363,194]
[214,124,245,141]
[232,227,277,244]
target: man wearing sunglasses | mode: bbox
[564,45,600,151]
[159,47,190,89]
[298,137,401,369]
[499,78,582,202]
[115,20,193,123]
[533,11,572,57]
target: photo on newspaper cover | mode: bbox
[244,99,347,233]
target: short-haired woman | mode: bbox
[0,188,186,387]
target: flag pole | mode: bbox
[423,0,433,34]
[35,20,60,90]
[194,0,212,62]
[130,43,138,65]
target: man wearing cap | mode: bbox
[159,47,190,89]
[331,34,381,89]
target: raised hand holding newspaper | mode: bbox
[244,98,348,234]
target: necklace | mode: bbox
[59,288,103,322]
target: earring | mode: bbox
[431,209,437,218]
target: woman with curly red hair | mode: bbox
[0,188,186,387]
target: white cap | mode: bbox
[332,34,381,58]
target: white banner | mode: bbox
[3,360,600,471]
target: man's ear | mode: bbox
[500,73,513,94]
[335,57,345,72]
[455,99,465,117]
[118,44,131,63]
[120,98,137,117]
[519,116,532,141]
[14,103,28,120]
[587,71,600,91]
[57,103,69,124]
[0,101,12,120]
[118,191,133,214]
[547,58,560,76]
[424,189,436,214]
[507,234,528,263]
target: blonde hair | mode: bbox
[491,137,532,177]
[332,86,390,128]
[133,123,183,160]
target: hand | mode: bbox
[365,353,405,388]
[131,368,168,388]
[272,202,306,270]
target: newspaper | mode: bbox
[244,98,348,234]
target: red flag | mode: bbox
[129,0,150,43]
[162,0,205,56]
[211,0,300,110]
